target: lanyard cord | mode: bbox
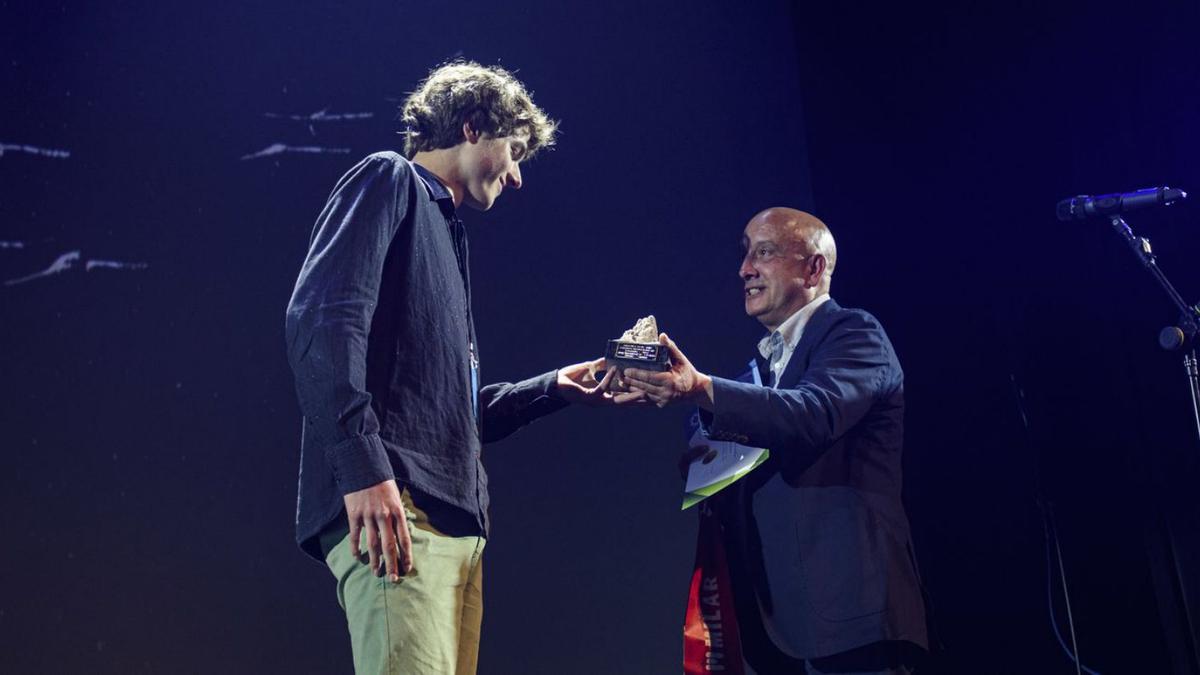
[448,215,481,426]
[448,215,473,334]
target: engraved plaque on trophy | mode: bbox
[605,315,672,372]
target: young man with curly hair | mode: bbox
[285,61,610,674]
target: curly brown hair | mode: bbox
[400,60,558,159]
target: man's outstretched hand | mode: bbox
[344,480,412,582]
[556,357,645,405]
[622,333,714,409]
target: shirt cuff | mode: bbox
[324,433,395,495]
[532,369,571,413]
[545,369,566,402]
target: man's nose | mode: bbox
[506,163,522,190]
[739,253,757,279]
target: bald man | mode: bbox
[622,209,928,674]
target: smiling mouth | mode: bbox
[745,287,764,297]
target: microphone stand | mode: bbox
[1108,215,1200,442]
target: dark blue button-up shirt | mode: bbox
[285,151,568,560]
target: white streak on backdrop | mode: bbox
[264,108,374,136]
[239,143,352,160]
[0,143,71,159]
[5,250,149,287]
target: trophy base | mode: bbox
[606,339,671,372]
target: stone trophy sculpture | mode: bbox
[605,315,672,373]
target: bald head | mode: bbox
[740,208,838,331]
[750,207,837,285]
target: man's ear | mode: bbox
[807,255,827,287]
[462,121,483,144]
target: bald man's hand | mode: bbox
[622,333,714,409]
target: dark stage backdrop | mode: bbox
[3,0,1200,674]
[0,1,812,673]
[792,1,1200,673]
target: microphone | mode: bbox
[1056,186,1187,221]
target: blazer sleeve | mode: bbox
[479,370,570,443]
[284,154,410,494]
[703,310,895,465]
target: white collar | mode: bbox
[756,294,832,359]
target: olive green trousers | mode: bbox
[324,490,486,675]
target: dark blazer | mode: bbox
[702,298,927,663]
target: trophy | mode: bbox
[605,315,672,372]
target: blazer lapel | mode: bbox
[774,298,841,390]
